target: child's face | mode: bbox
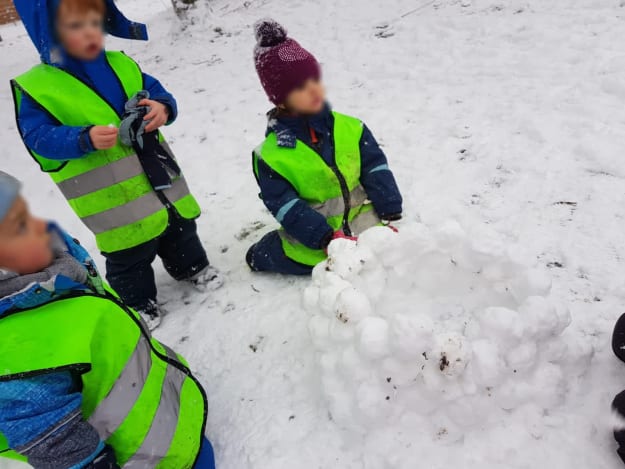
[0,198,53,275]
[283,79,326,115]
[56,9,105,61]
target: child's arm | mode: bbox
[254,156,334,250]
[0,372,117,468]
[18,95,95,160]
[142,73,178,125]
[358,125,403,220]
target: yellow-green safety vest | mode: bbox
[254,112,380,266]
[11,51,201,253]
[0,292,207,468]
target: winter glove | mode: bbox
[332,231,358,242]
[119,91,181,191]
[324,230,358,254]
[86,445,120,469]
[119,91,150,148]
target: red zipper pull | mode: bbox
[309,126,319,144]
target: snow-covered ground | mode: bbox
[1,0,625,467]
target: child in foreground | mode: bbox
[0,171,215,468]
[12,0,221,329]
[247,19,404,275]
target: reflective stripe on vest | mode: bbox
[257,112,381,266]
[11,52,201,253]
[0,294,206,468]
[82,175,193,235]
[88,335,151,440]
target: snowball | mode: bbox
[470,339,505,386]
[335,287,373,324]
[358,317,390,360]
[430,332,471,379]
[389,313,435,358]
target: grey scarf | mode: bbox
[0,232,88,299]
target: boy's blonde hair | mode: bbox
[57,0,106,17]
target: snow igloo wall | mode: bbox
[304,222,582,447]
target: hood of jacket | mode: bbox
[0,225,103,316]
[14,0,148,65]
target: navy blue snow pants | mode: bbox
[103,212,209,310]
[246,230,314,276]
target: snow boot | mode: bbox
[135,300,162,331]
[188,265,224,292]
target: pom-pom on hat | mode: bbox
[0,172,21,224]
[254,19,321,105]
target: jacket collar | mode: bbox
[266,103,334,148]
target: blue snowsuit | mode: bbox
[247,105,403,274]
[14,0,209,313]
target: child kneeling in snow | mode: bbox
[247,19,404,275]
[0,171,215,468]
[11,0,221,329]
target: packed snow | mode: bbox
[2,0,625,468]
[306,223,593,467]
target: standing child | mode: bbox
[11,0,221,329]
[247,19,403,275]
[0,171,215,469]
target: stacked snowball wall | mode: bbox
[304,222,578,438]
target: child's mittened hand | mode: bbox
[89,126,119,150]
[333,231,358,242]
[139,99,169,132]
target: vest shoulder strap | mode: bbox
[331,111,364,140]
[104,51,144,99]
[0,294,141,381]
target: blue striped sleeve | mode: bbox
[276,199,300,223]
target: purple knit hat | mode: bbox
[254,19,321,105]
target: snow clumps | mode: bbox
[305,221,580,439]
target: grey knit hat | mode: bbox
[0,172,21,223]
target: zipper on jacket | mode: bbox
[329,133,353,236]
[303,121,353,237]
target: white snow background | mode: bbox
[1,0,625,467]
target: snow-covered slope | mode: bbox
[1,0,625,467]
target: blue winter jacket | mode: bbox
[0,226,106,468]
[254,104,403,250]
[14,0,177,161]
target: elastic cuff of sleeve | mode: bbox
[319,229,335,250]
[79,126,95,153]
[380,213,403,222]
[68,441,105,469]
[153,98,175,124]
